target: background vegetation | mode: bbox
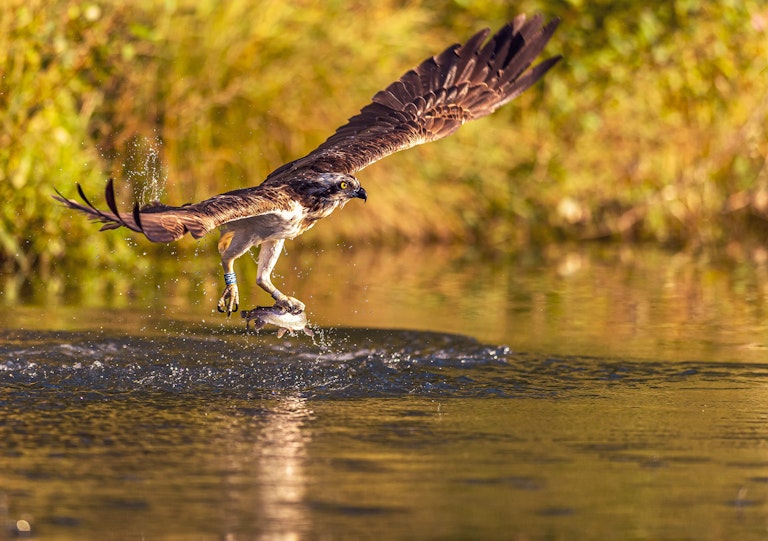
[2,0,768,277]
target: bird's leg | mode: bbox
[256,239,305,314]
[217,258,240,315]
[217,230,242,315]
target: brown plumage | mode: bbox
[55,14,561,317]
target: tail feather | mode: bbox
[54,179,142,234]
[54,179,209,243]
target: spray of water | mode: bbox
[124,133,167,206]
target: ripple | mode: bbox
[1,327,767,401]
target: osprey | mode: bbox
[56,14,561,317]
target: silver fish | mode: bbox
[241,305,314,338]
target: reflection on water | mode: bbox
[254,395,311,538]
[6,243,768,361]
[1,345,767,539]
[2,244,768,539]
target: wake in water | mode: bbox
[1,325,762,401]
[0,326,510,398]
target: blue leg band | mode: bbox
[224,272,237,286]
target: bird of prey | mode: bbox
[55,14,561,317]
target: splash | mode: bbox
[124,133,166,206]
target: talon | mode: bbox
[274,295,305,314]
[217,284,240,316]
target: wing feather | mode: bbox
[262,15,560,181]
[400,69,424,97]
[54,180,294,243]
[455,28,489,80]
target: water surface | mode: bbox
[2,245,768,539]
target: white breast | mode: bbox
[221,200,308,243]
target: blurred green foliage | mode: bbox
[2,0,768,276]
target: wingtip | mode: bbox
[540,15,562,39]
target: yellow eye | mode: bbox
[340,181,348,190]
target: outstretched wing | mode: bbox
[263,14,560,182]
[56,15,560,242]
[54,179,293,242]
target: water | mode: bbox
[2,245,768,539]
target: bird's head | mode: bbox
[300,172,367,206]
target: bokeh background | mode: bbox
[2,0,768,280]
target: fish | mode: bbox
[241,305,314,338]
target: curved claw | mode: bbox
[217,284,240,316]
[274,295,305,315]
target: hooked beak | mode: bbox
[354,186,368,202]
